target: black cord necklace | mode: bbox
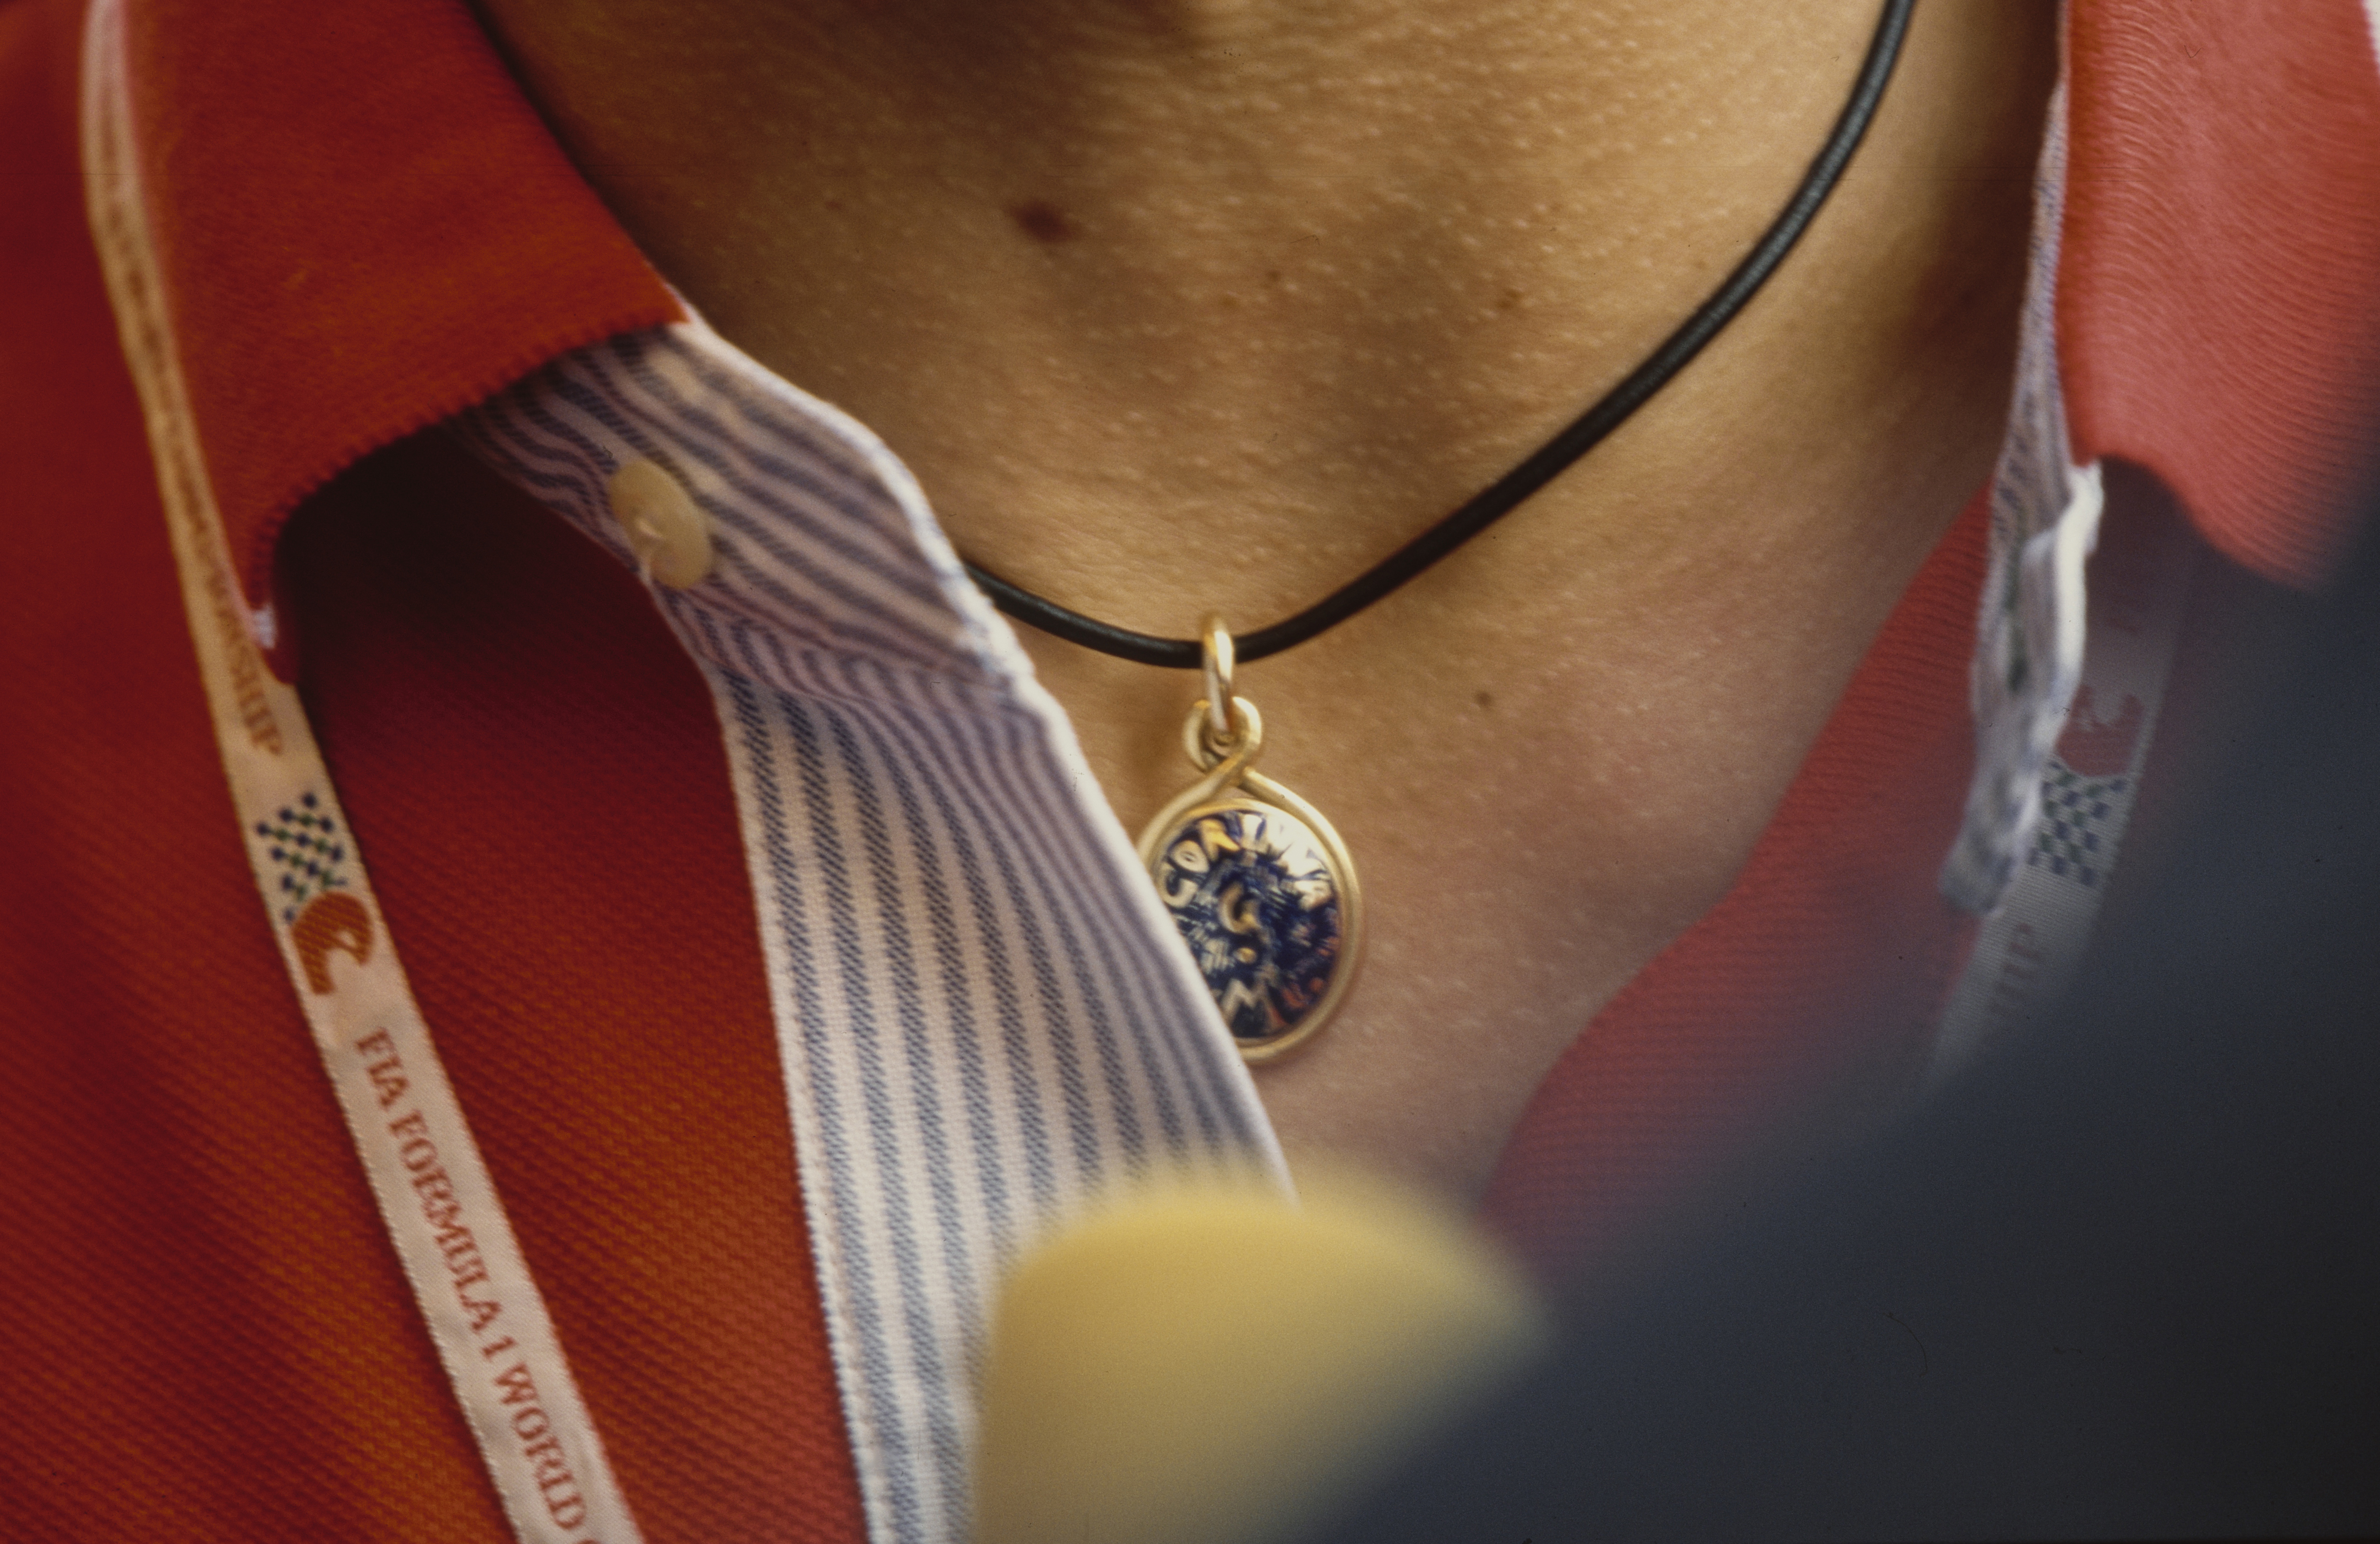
[970,0,1915,669]
[975,0,1916,1063]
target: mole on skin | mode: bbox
[1008,199,1078,243]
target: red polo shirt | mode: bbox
[4,1,2377,1541]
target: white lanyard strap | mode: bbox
[1928,85,2196,1083]
[1930,476,2198,1084]
[79,6,644,1541]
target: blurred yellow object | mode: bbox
[972,1169,1550,1544]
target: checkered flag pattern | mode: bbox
[253,791,350,924]
[2029,759,2126,888]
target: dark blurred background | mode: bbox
[1310,488,2380,1543]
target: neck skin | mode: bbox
[473,0,2059,1206]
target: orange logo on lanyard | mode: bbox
[256,791,376,993]
[293,892,375,994]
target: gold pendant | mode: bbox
[1135,619,1363,1064]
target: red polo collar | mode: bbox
[118,0,2380,603]
[120,0,681,606]
[2061,0,2380,585]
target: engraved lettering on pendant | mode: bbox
[1150,796,1345,1049]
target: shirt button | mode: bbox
[608,458,714,589]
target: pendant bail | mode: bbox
[1200,615,1237,742]
[1139,620,1363,1064]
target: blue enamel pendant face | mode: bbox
[1137,692,1363,1064]
[1145,791,1357,1061]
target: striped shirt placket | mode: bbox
[458,320,1287,1544]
